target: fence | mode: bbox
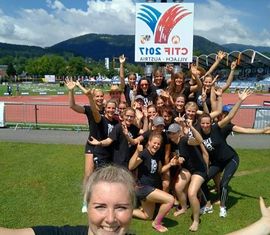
[1,102,270,130]
[3,102,88,130]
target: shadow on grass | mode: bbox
[209,185,263,210]
[162,217,179,228]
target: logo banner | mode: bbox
[135,3,194,63]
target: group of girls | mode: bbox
[66,52,270,233]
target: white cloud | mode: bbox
[0,0,137,47]
[0,0,269,48]
[193,0,270,47]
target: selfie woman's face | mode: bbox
[88,182,133,235]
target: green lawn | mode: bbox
[0,142,269,234]
[0,83,111,96]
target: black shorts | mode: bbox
[84,142,95,154]
[192,171,207,181]
[135,185,156,201]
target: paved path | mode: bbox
[0,128,269,149]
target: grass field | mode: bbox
[0,83,111,96]
[0,142,269,234]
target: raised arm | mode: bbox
[209,87,223,119]
[128,144,143,170]
[65,78,85,113]
[119,54,126,91]
[221,60,237,92]
[204,51,227,77]
[76,82,101,123]
[187,120,203,146]
[218,88,253,128]
[122,123,144,145]
[190,64,203,93]
[232,125,270,134]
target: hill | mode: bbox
[0,42,45,58]
[1,34,269,61]
[222,43,270,53]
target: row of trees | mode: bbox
[0,54,144,81]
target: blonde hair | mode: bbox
[84,165,136,207]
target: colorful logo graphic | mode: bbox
[137,4,191,44]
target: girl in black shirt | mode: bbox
[129,133,179,233]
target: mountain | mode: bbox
[48,34,226,61]
[222,43,270,53]
[0,42,45,58]
[1,34,269,62]
[48,34,135,61]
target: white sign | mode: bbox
[44,75,56,83]
[135,3,194,63]
[0,102,5,127]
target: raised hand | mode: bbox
[214,86,223,97]
[231,60,237,70]
[119,54,126,64]
[201,86,207,102]
[238,88,253,101]
[190,64,200,77]
[136,143,143,152]
[210,75,219,86]
[217,51,227,61]
[122,123,129,136]
[65,77,76,91]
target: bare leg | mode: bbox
[174,169,191,216]
[133,201,155,220]
[83,153,95,187]
[188,174,205,232]
[146,189,174,232]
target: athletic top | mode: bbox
[85,106,118,160]
[137,148,162,188]
[124,84,133,106]
[194,90,211,111]
[200,123,237,163]
[109,123,140,168]
[32,225,88,235]
[178,135,207,173]
[32,225,135,235]
[220,122,235,139]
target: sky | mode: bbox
[0,0,269,48]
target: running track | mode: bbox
[1,93,270,127]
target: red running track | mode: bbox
[1,93,269,127]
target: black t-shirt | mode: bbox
[32,225,88,235]
[200,123,237,163]
[221,122,235,139]
[169,83,191,101]
[109,123,140,168]
[124,84,133,106]
[194,90,211,111]
[137,148,162,188]
[178,135,206,173]
[32,225,135,235]
[96,116,118,160]
[137,88,157,105]
[84,106,99,140]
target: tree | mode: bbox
[6,63,16,79]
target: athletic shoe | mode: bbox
[200,205,213,215]
[219,207,227,218]
[81,202,88,213]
